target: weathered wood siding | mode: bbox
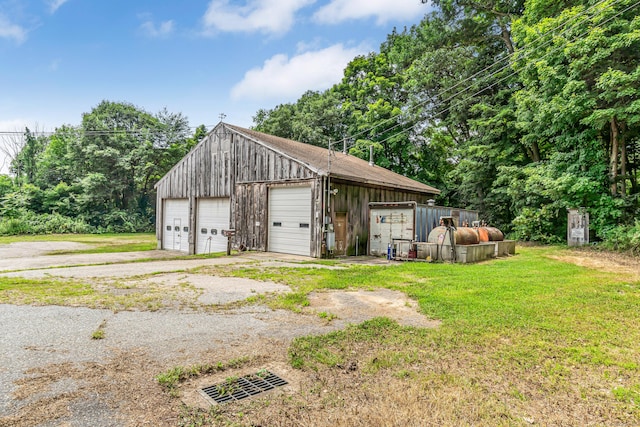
[155,123,436,258]
[155,129,232,250]
[230,132,321,257]
[232,133,315,183]
[329,180,436,256]
[232,182,267,252]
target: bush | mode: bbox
[600,221,640,255]
[0,211,95,235]
[510,205,564,244]
[95,210,154,233]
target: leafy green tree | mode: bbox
[511,0,640,235]
[4,101,197,232]
[0,175,13,199]
[254,90,346,147]
[11,128,47,185]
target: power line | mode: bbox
[0,124,216,137]
[333,0,629,151]
[368,0,640,150]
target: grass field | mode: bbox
[178,246,640,426]
[1,236,638,425]
[0,233,157,253]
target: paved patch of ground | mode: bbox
[0,240,437,426]
[0,241,93,259]
[306,289,441,328]
[0,249,177,273]
[136,273,292,305]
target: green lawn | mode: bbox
[0,233,157,253]
[1,237,638,424]
[182,246,640,425]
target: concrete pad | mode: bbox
[137,273,291,305]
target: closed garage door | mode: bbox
[268,186,312,256]
[163,199,189,252]
[196,198,230,254]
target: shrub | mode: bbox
[0,211,95,235]
[600,221,640,255]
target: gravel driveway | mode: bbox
[0,242,434,426]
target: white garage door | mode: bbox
[196,198,230,254]
[268,186,312,256]
[163,199,189,252]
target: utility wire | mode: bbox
[368,0,640,150]
[0,124,216,137]
[333,0,629,151]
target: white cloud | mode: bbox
[0,14,27,43]
[202,0,315,36]
[231,43,367,102]
[48,0,69,14]
[140,19,175,38]
[314,0,426,25]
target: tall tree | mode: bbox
[511,0,640,232]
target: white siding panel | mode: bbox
[268,186,312,256]
[196,198,231,254]
[368,206,415,256]
[163,199,189,252]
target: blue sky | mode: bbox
[1,0,431,171]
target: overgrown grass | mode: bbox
[186,246,640,425]
[0,275,200,311]
[156,356,251,397]
[0,233,157,253]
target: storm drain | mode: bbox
[200,370,288,404]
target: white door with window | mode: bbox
[163,199,189,252]
[196,198,230,254]
[268,186,312,256]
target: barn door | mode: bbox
[268,186,312,256]
[163,199,189,253]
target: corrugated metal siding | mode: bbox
[416,206,452,241]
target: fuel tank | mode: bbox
[476,226,505,242]
[427,226,479,246]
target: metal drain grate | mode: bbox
[200,370,288,404]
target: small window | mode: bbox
[174,226,179,231]
[200,228,207,234]
[166,226,171,231]
[211,229,217,235]
[183,226,189,232]
[299,223,310,229]
[273,222,282,227]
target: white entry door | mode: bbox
[163,199,189,252]
[268,186,312,256]
[196,198,231,254]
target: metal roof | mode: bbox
[225,124,440,195]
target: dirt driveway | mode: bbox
[0,242,435,426]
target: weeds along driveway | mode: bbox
[0,244,316,277]
[0,251,327,426]
[0,302,338,426]
[0,245,435,426]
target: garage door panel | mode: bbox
[196,198,230,254]
[268,186,311,256]
[163,199,189,252]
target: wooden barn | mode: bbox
[154,123,440,257]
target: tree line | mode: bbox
[253,0,640,250]
[1,0,638,252]
[0,101,205,234]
